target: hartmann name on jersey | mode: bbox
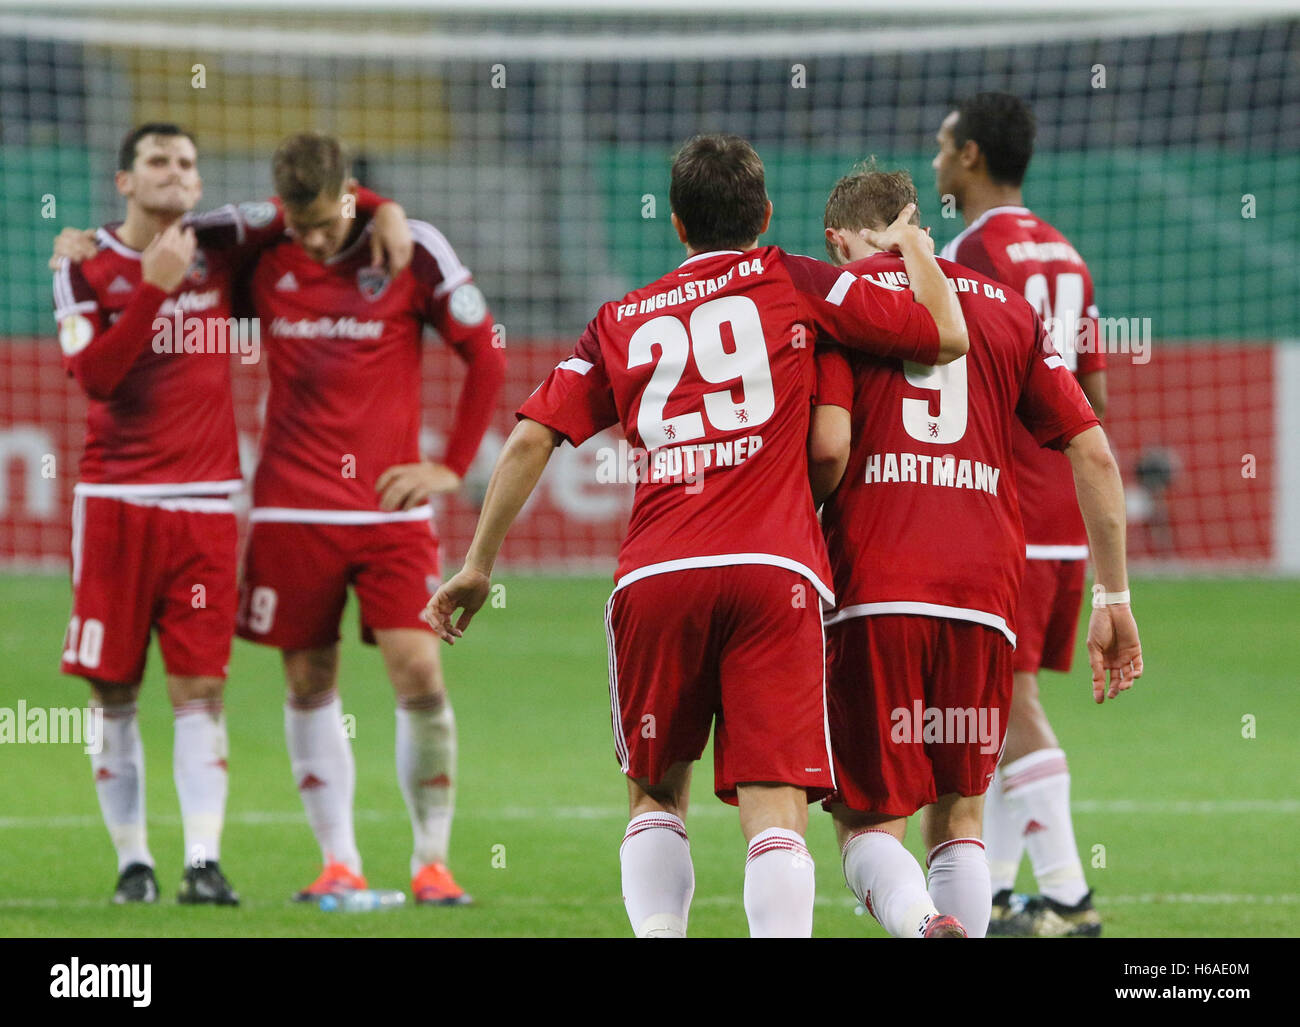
[863,452,1001,496]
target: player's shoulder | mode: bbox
[407,217,475,294]
[56,227,132,294]
[987,207,1089,266]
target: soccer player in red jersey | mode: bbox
[235,134,505,906]
[934,93,1112,935]
[424,135,969,937]
[810,166,1141,937]
[52,123,411,906]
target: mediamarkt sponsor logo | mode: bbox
[270,316,384,339]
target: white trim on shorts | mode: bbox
[70,491,86,587]
[1025,544,1089,561]
[74,479,242,499]
[818,611,837,792]
[612,553,834,606]
[249,505,433,524]
[603,592,630,774]
[119,496,235,513]
[824,600,1017,648]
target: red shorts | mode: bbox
[824,614,1012,817]
[237,518,440,650]
[1014,558,1085,673]
[604,564,834,805]
[62,494,238,685]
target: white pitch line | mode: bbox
[1,893,1295,912]
[1,798,1296,830]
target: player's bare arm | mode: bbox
[49,190,412,272]
[1078,369,1108,420]
[861,203,969,363]
[808,403,851,507]
[368,199,413,273]
[375,462,462,511]
[422,418,561,642]
[1065,425,1143,703]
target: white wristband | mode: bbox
[1091,585,1131,609]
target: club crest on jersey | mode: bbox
[357,267,390,301]
[186,249,209,284]
[238,200,277,229]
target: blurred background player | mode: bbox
[236,133,505,906]
[424,134,968,938]
[52,127,410,906]
[53,124,257,906]
[812,166,1141,938]
[934,93,1111,935]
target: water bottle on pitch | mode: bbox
[319,889,407,912]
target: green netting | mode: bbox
[598,147,1300,342]
[1,146,100,337]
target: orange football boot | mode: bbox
[411,862,472,906]
[293,861,368,902]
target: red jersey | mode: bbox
[52,201,285,496]
[941,206,1104,555]
[518,246,941,601]
[816,253,1099,643]
[248,216,505,521]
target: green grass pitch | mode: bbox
[0,572,1295,937]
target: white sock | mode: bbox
[620,812,694,938]
[173,699,229,868]
[90,701,152,872]
[1002,748,1089,906]
[744,828,815,938]
[983,768,1025,894]
[927,838,991,937]
[285,690,361,874]
[396,696,457,876]
[841,829,937,938]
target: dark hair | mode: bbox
[823,159,919,262]
[272,133,350,208]
[952,92,1036,186]
[117,123,195,172]
[668,134,768,252]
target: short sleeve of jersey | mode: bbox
[782,251,940,365]
[1017,314,1101,449]
[813,345,854,410]
[517,318,619,447]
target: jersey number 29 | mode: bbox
[628,295,775,450]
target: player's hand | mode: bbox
[1086,604,1143,704]
[422,568,491,643]
[371,202,413,275]
[49,227,98,270]
[859,204,932,256]
[141,224,197,292]
[376,462,461,511]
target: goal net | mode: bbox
[1,3,1296,572]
